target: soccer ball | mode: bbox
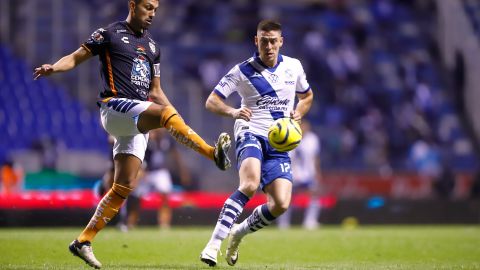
[268,118,302,152]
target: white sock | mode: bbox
[235,204,277,238]
[207,190,250,248]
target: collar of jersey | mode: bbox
[253,52,283,72]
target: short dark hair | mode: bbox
[257,20,282,32]
[129,0,143,4]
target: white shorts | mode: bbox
[99,98,152,161]
[147,169,173,193]
[134,169,173,196]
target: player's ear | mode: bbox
[279,36,284,48]
[129,0,136,13]
[254,36,258,47]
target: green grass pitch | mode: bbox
[0,226,479,269]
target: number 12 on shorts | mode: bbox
[280,163,291,173]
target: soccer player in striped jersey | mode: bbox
[200,19,313,266]
[33,0,231,268]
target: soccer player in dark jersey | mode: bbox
[33,0,231,268]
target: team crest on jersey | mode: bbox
[131,55,151,89]
[149,42,156,54]
[268,74,279,83]
[90,29,105,43]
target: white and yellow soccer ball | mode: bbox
[268,118,302,152]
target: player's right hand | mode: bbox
[232,107,252,121]
[33,64,54,80]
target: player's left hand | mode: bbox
[33,64,54,80]
[290,110,301,124]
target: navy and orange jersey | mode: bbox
[82,21,161,101]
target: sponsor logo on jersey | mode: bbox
[121,36,129,44]
[224,73,235,82]
[285,80,295,85]
[256,96,290,111]
[131,55,151,88]
[136,46,147,55]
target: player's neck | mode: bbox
[125,17,144,35]
[255,52,278,68]
[259,57,277,68]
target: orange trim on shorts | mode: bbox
[105,51,117,96]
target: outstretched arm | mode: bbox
[205,92,252,121]
[291,89,313,122]
[33,46,92,80]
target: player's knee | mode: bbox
[239,181,258,196]
[272,201,290,215]
[114,178,136,191]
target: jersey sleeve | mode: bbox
[213,65,241,99]
[82,28,110,56]
[153,49,161,77]
[296,60,311,94]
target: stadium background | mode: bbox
[0,0,479,226]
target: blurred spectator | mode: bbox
[410,138,442,178]
[409,137,442,197]
[432,163,455,199]
[198,54,225,91]
[278,120,323,230]
[131,129,191,229]
[31,136,63,171]
[1,159,24,194]
[470,170,480,200]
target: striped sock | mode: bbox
[235,204,276,238]
[207,190,250,248]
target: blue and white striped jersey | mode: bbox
[213,53,311,138]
